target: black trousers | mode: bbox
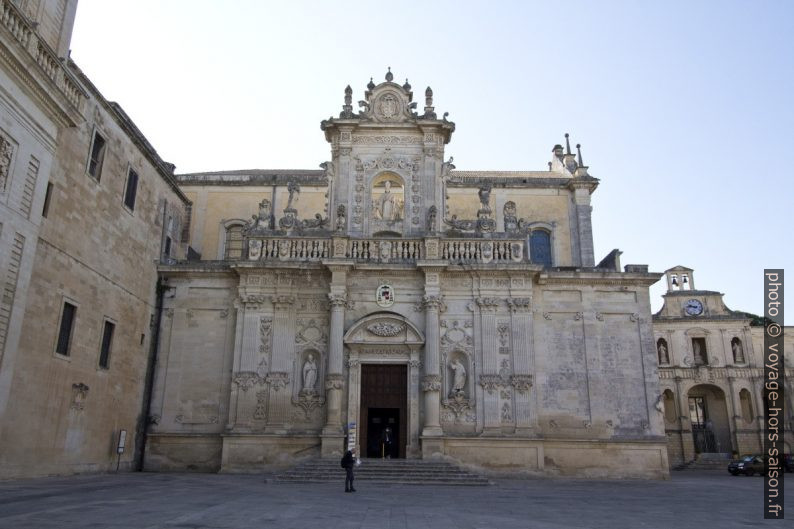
[345,467,355,490]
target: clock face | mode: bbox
[684,299,703,316]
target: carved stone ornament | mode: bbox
[510,374,534,394]
[421,375,442,392]
[478,374,502,393]
[233,371,265,391]
[475,297,501,312]
[507,298,531,312]
[376,284,395,307]
[421,295,445,312]
[266,372,290,391]
[0,135,13,193]
[294,393,326,419]
[325,374,345,391]
[442,392,474,421]
[70,383,89,410]
[367,322,405,337]
[254,390,268,420]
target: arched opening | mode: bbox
[529,229,552,267]
[687,384,731,454]
[657,338,670,365]
[731,337,745,364]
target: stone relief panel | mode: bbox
[0,133,15,194]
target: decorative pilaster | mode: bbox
[476,297,501,433]
[507,297,534,431]
[228,296,271,431]
[265,295,295,432]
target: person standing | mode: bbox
[341,450,356,492]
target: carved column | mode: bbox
[265,295,295,433]
[323,293,346,438]
[508,297,534,432]
[477,297,501,434]
[421,295,443,437]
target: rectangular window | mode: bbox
[87,131,106,180]
[164,236,172,258]
[98,320,115,369]
[56,302,77,356]
[42,182,53,218]
[123,168,138,210]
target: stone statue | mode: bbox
[503,201,518,233]
[250,198,271,230]
[693,340,705,365]
[440,156,455,178]
[449,359,467,397]
[478,184,492,211]
[286,181,300,210]
[732,339,745,363]
[657,342,669,364]
[319,161,334,181]
[426,205,437,232]
[443,214,476,232]
[301,354,317,395]
[374,180,402,221]
[336,204,346,231]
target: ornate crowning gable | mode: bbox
[343,312,424,349]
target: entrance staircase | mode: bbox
[273,458,491,486]
[673,452,732,471]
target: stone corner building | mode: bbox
[146,70,670,478]
[653,266,794,466]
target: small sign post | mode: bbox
[115,429,127,472]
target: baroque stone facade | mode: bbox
[653,266,793,467]
[146,71,670,478]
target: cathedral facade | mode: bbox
[145,71,670,478]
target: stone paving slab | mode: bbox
[0,471,790,528]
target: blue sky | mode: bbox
[71,0,793,322]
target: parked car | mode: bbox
[728,455,766,476]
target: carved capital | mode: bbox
[233,371,265,391]
[478,374,502,393]
[421,375,442,392]
[271,295,295,308]
[328,293,348,308]
[506,298,531,313]
[265,372,290,391]
[421,295,446,312]
[475,297,501,312]
[510,374,534,393]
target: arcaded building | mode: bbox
[146,71,670,478]
[654,266,793,466]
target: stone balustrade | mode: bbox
[1,0,85,112]
[245,235,526,264]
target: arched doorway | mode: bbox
[343,312,424,458]
[687,384,732,454]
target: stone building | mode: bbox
[0,0,189,478]
[146,70,670,478]
[654,266,793,466]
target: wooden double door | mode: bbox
[359,364,407,459]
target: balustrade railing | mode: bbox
[1,0,84,111]
[244,236,525,264]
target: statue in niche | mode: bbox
[693,340,706,365]
[301,354,317,395]
[373,179,403,221]
[286,181,300,210]
[426,205,437,232]
[449,358,467,397]
[732,339,745,363]
[657,341,669,364]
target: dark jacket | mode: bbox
[341,451,355,469]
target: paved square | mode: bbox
[0,471,789,528]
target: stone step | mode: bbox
[273,458,491,486]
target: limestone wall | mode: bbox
[0,65,190,478]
